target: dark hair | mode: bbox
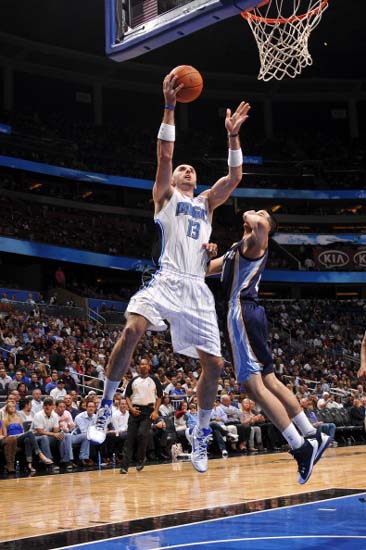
[19,396,33,409]
[43,397,54,406]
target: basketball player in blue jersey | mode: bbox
[207,209,332,483]
[88,72,251,473]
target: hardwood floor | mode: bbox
[1,445,365,545]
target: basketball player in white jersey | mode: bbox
[88,72,251,473]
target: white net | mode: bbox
[242,0,328,81]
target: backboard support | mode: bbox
[105,0,257,62]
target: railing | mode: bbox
[79,372,104,395]
[281,374,357,398]
[87,308,106,325]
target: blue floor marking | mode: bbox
[56,492,366,550]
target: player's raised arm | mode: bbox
[202,101,251,212]
[153,73,184,211]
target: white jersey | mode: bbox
[154,189,212,278]
[127,187,221,359]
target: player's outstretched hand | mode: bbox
[163,73,184,106]
[225,101,251,135]
[203,242,218,260]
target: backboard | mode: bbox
[105,0,257,62]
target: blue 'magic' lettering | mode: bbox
[176,202,190,216]
[176,202,207,221]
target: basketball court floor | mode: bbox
[0,445,365,549]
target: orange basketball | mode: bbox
[171,65,203,103]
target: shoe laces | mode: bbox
[194,429,210,460]
[95,406,111,431]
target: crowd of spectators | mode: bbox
[0,109,365,189]
[3,170,366,218]
[2,193,366,274]
[0,297,364,475]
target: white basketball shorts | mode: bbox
[126,269,221,359]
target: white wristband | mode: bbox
[228,148,243,167]
[158,123,175,142]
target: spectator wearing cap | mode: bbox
[50,380,67,400]
[60,367,78,393]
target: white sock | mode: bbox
[102,378,120,402]
[292,411,317,437]
[197,408,212,430]
[282,424,304,450]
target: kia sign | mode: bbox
[354,250,366,268]
[317,250,349,269]
[314,248,366,270]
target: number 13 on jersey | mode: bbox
[187,219,201,240]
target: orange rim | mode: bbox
[241,0,328,24]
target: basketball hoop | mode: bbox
[241,0,329,81]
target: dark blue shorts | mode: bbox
[225,300,274,383]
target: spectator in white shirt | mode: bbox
[72,401,96,466]
[32,397,73,469]
[50,380,67,400]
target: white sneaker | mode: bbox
[189,425,212,473]
[87,399,112,444]
[222,449,228,459]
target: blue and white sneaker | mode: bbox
[189,425,212,473]
[87,399,112,444]
[290,438,318,484]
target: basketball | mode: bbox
[171,65,203,103]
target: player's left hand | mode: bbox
[203,242,218,260]
[225,101,251,135]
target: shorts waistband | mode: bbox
[159,268,205,280]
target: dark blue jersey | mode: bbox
[221,240,268,304]
[221,241,273,382]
